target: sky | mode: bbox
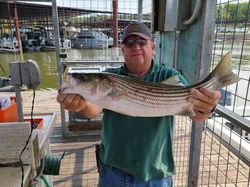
[17,0,156,14]
[18,0,248,14]
[18,0,150,14]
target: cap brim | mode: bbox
[122,32,151,43]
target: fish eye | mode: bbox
[81,74,87,80]
[80,74,89,81]
[71,73,87,81]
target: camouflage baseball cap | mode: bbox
[121,22,152,43]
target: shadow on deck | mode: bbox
[0,90,249,187]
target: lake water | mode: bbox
[0,40,249,90]
[0,48,124,89]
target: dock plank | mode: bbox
[1,90,249,187]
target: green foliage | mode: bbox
[68,14,112,24]
[217,2,249,21]
[66,12,150,26]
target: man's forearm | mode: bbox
[79,102,103,119]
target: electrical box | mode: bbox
[152,0,192,31]
[9,60,41,89]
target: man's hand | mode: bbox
[188,87,221,121]
[57,94,103,119]
[57,94,89,113]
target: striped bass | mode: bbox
[60,52,240,117]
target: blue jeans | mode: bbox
[98,166,173,187]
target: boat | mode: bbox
[20,26,45,52]
[40,45,56,51]
[0,77,15,92]
[71,30,113,49]
[60,39,72,50]
[0,36,21,53]
[40,39,71,51]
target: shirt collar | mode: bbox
[120,60,157,79]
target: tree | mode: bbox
[216,2,249,23]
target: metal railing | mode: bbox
[199,106,250,186]
[197,0,250,186]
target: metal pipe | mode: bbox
[187,0,217,186]
[174,30,180,69]
[52,0,66,137]
[111,0,119,61]
[14,4,23,61]
[183,0,202,26]
[138,0,143,21]
[15,86,23,122]
[112,0,118,48]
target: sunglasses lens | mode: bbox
[137,39,146,46]
[125,39,147,47]
[126,40,135,47]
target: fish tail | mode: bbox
[210,51,240,90]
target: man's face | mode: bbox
[122,35,155,77]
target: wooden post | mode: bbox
[14,4,23,61]
[112,0,118,48]
[111,0,119,60]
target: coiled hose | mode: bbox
[30,152,65,187]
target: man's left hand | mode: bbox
[188,87,221,121]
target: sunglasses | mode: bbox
[124,39,147,47]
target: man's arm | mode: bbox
[188,87,221,122]
[57,94,103,119]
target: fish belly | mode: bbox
[98,98,195,117]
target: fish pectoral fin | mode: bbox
[160,75,185,86]
[109,90,127,101]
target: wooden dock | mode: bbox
[0,90,99,187]
[0,90,249,187]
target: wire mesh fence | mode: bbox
[199,0,250,186]
[212,0,250,119]
[173,117,192,187]
[199,116,250,186]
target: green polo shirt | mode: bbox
[100,61,187,181]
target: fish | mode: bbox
[60,52,240,117]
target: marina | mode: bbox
[0,0,249,187]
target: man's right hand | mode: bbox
[57,94,103,119]
[57,94,89,113]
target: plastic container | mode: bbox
[0,97,19,122]
[24,118,44,129]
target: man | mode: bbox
[57,22,221,187]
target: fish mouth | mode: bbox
[59,85,71,94]
[58,87,66,94]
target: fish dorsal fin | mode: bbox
[160,75,185,86]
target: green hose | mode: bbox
[42,155,63,175]
[31,153,64,187]
[41,175,51,187]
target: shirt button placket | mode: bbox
[125,174,133,187]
